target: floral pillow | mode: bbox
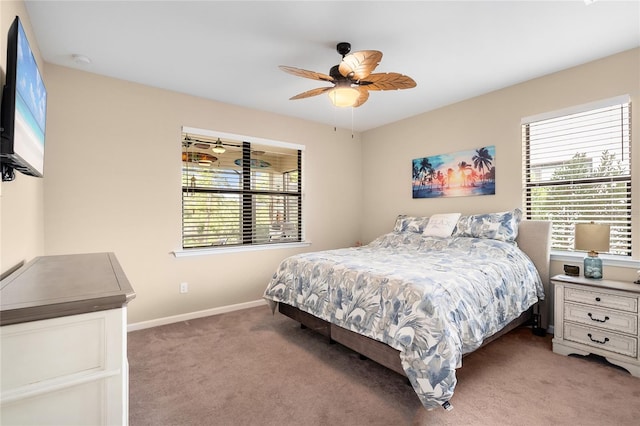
[393,215,431,234]
[453,209,522,242]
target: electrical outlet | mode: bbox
[179,282,188,294]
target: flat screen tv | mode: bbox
[1,16,47,179]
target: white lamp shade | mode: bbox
[575,222,610,253]
[328,87,360,107]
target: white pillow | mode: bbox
[422,213,461,238]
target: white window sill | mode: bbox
[172,241,312,257]
[551,250,640,269]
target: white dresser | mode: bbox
[1,253,136,425]
[551,274,639,377]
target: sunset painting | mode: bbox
[412,146,496,199]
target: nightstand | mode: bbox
[551,274,640,377]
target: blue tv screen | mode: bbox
[1,16,47,178]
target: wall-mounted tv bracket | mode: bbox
[1,162,16,181]
[1,123,14,181]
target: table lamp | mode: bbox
[574,222,610,279]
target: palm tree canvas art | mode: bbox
[412,146,496,198]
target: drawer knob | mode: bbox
[595,297,601,302]
[587,333,609,345]
[587,313,609,323]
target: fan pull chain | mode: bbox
[330,105,355,137]
[351,107,354,138]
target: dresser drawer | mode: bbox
[564,302,638,335]
[565,287,638,313]
[563,322,637,358]
[0,310,120,392]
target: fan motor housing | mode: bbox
[336,42,351,57]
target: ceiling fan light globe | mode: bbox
[329,87,360,107]
[212,145,226,154]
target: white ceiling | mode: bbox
[25,1,640,132]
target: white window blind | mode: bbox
[182,133,302,249]
[522,98,632,256]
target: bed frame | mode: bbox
[277,220,552,376]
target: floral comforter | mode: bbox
[263,232,544,410]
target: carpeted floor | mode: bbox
[128,306,640,425]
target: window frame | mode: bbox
[521,95,634,261]
[174,126,309,257]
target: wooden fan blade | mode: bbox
[289,86,333,100]
[279,65,334,82]
[338,50,382,80]
[360,72,417,91]
[352,87,370,108]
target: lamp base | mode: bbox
[583,254,603,279]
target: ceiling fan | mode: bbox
[279,42,417,108]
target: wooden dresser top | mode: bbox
[1,252,136,326]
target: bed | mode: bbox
[263,210,551,411]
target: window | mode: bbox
[181,129,303,250]
[522,96,632,256]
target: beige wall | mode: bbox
[0,1,45,275]
[361,48,640,285]
[42,64,363,324]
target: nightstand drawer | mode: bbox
[564,322,637,358]
[565,302,638,335]
[565,287,638,313]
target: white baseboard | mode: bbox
[127,299,268,332]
